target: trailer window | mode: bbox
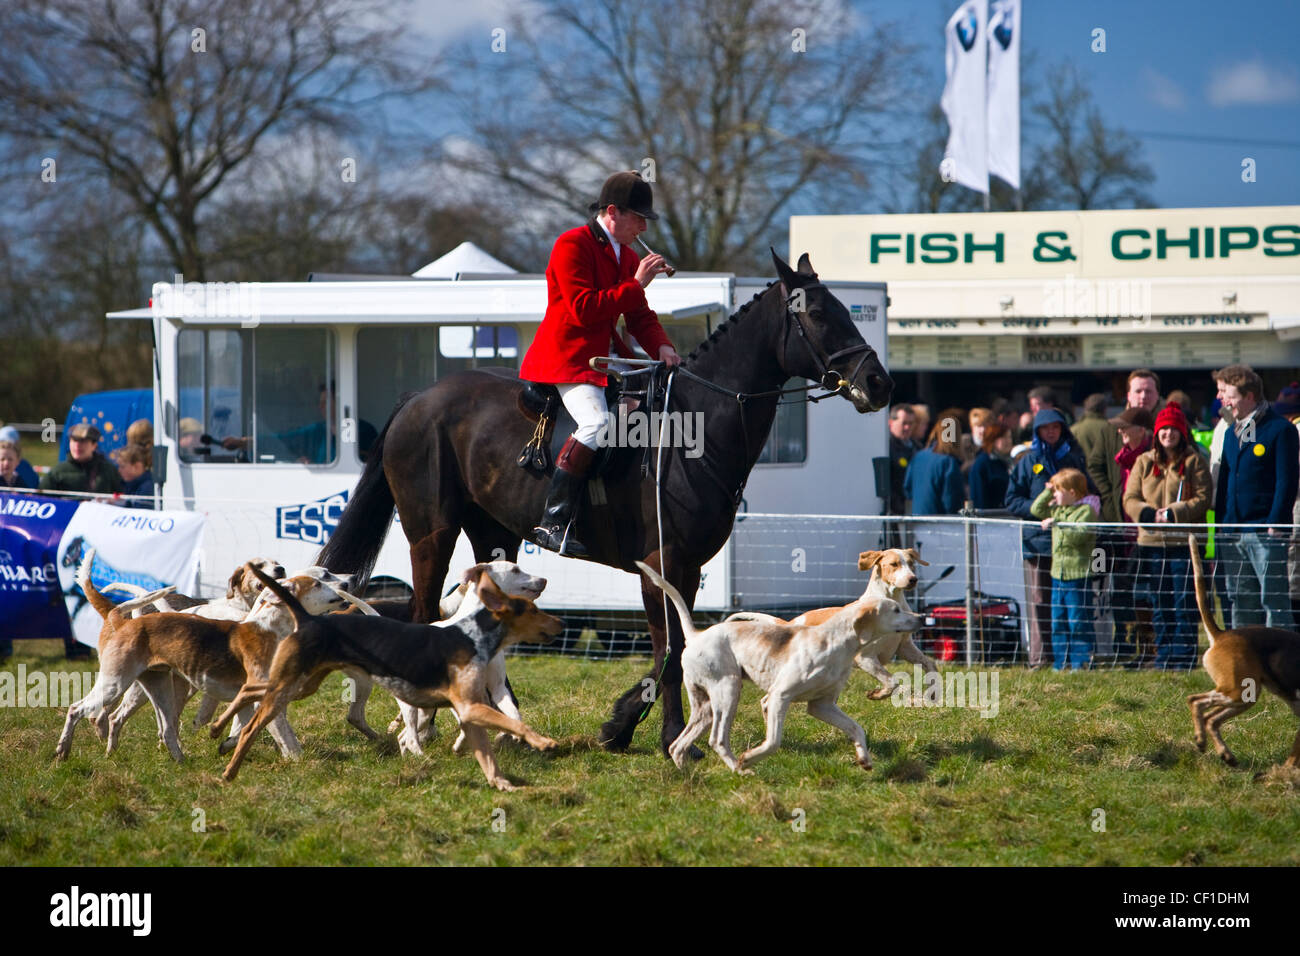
[756,378,807,464]
[356,325,519,450]
[177,329,248,463]
[175,327,337,464]
[253,328,338,464]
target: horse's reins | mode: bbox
[595,285,879,509]
[590,358,677,721]
[593,282,879,720]
[671,284,878,505]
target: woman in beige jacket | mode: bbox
[1122,403,1211,670]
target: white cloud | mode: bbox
[402,0,535,50]
[1141,67,1186,111]
[1207,59,1300,106]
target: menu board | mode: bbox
[890,336,1024,370]
[1084,333,1263,369]
[889,331,1287,370]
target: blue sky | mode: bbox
[889,0,1300,208]
[411,0,1299,211]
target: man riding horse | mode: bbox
[520,171,682,557]
[316,171,894,754]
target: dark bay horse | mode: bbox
[317,251,894,754]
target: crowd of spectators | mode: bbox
[1,416,159,664]
[888,364,1300,671]
[0,417,157,508]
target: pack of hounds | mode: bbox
[55,540,1299,790]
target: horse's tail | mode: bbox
[315,391,415,590]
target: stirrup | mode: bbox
[534,520,588,558]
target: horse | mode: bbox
[317,250,894,755]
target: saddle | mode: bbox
[479,367,656,480]
[517,380,562,473]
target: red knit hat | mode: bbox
[1154,401,1189,442]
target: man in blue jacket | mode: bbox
[1005,408,1097,668]
[1213,364,1299,628]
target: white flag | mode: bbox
[987,0,1021,188]
[940,0,989,194]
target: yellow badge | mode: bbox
[1254,443,1266,457]
[1033,463,1044,474]
[899,457,908,468]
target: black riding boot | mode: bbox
[533,437,595,557]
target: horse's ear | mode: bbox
[796,253,817,278]
[771,247,800,288]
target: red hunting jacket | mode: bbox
[520,221,676,387]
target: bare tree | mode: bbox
[445,0,918,273]
[1029,64,1155,210]
[0,0,434,280]
[0,195,151,421]
[201,140,543,281]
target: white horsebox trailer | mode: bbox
[108,248,888,614]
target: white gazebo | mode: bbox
[412,241,517,278]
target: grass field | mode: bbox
[2,640,1298,866]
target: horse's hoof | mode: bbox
[597,720,633,752]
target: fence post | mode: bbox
[963,500,975,668]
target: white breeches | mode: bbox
[557,383,608,449]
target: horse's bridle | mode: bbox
[781,282,879,399]
[646,281,882,507]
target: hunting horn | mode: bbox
[635,237,676,277]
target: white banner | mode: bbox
[941,0,989,194]
[987,0,1021,188]
[55,504,206,646]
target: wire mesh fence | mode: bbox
[510,514,1288,673]
[10,485,1291,672]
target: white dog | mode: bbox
[774,549,937,699]
[637,561,922,774]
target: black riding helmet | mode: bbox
[588,171,658,220]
